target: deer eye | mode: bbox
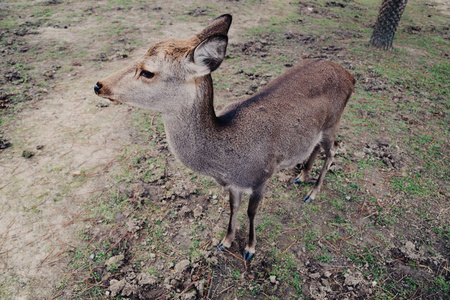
[140,70,155,79]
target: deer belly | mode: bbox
[278,133,322,169]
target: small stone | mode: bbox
[344,272,364,286]
[121,282,137,296]
[353,151,364,159]
[194,279,206,297]
[126,218,143,233]
[212,238,220,246]
[324,271,332,278]
[179,206,192,217]
[105,254,124,268]
[125,271,136,282]
[309,272,321,279]
[181,290,197,300]
[270,275,276,283]
[193,206,203,218]
[174,259,190,274]
[109,279,125,297]
[201,250,211,258]
[209,256,218,265]
[345,196,351,201]
[136,273,157,286]
[321,279,332,292]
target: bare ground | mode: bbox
[0,63,136,298]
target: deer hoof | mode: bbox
[216,242,229,252]
[243,250,255,262]
[294,178,303,184]
[303,195,314,203]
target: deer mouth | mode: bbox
[100,96,121,105]
[94,82,121,104]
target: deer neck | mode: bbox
[161,74,221,174]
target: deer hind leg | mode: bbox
[303,137,339,203]
[217,188,242,251]
[243,185,264,261]
[295,144,321,184]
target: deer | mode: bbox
[94,14,355,261]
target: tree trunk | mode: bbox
[370,0,408,51]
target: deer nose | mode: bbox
[94,82,102,95]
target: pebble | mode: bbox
[193,205,203,218]
[270,275,276,283]
[174,259,190,274]
[105,254,124,267]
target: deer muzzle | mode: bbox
[94,82,102,95]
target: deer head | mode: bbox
[94,14,232,113]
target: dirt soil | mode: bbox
[0,1,448,299]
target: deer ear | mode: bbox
[196,14,232,41]
[192,35,228,76]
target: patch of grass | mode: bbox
[268,250,304,297]
[390,173,437,197]
[430,276,450,295]
[256,214,283,243]
[303,228,320,251]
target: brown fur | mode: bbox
[146,38,199,61]
[95,14,355,260]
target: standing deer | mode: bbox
[94,14,355,261]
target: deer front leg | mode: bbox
[217,188,242,251]
[243,185,264,261]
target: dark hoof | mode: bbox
[303,195,314,203]
[243,250,255,262]
[294,178,303,184]
[216,242,229,252]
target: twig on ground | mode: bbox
[204,270,212,300]
[223,247,246,263]
[281,223,306,234]
[39,247,56,266]
[282,239,298,254]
